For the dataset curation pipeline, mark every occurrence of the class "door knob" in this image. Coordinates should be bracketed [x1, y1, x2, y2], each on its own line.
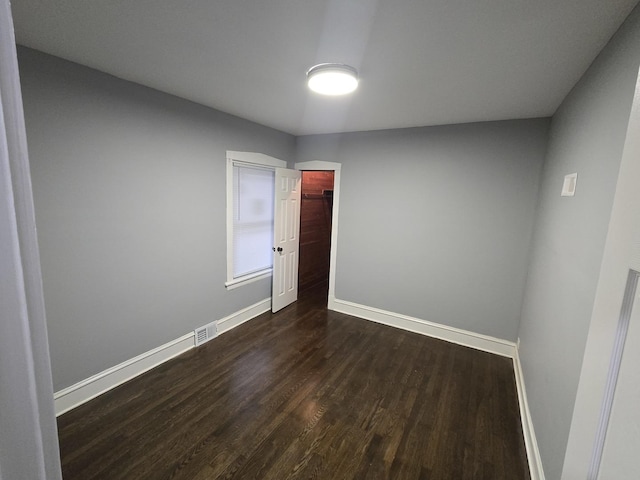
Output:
[273, 246, 283, 253]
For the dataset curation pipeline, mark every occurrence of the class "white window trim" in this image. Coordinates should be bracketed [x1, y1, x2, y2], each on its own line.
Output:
[225, 151, 286, 289]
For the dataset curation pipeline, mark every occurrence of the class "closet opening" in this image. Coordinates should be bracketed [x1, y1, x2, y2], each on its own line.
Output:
[298, 170, 335, 297]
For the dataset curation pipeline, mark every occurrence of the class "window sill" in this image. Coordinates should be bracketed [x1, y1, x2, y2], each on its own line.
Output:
[225, 269, 272, 290]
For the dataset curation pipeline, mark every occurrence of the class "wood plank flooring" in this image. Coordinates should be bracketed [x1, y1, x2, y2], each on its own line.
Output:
[57, 287, 530, 479]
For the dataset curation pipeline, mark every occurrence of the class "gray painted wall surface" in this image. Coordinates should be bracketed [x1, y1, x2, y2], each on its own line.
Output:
[18, 47, 296, 391]
[561, 65, 640, 480]
[297, 119, 549, 341]
[517, 5, 640, 479]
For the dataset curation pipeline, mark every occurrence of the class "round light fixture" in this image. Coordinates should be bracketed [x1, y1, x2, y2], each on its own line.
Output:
[307, 63, 359, 96]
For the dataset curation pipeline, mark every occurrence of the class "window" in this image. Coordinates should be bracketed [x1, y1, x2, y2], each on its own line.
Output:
[225, 151, 286, 289]
[232, 164, 274, 277]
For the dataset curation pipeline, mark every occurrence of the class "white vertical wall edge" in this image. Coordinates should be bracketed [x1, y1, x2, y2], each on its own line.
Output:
[54, 297, 271, 416]
[331, 298, 517, 357]
[514, 347, 546, 480]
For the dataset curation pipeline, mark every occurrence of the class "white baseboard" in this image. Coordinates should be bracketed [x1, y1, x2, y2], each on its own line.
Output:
[54, 295, 543, 479]
[54, 297, 271, 416]
[217, 298, 271, 334]
[54, 333, 195, 416]
[513, 348, 546, 480]
[330, 297, 517, 358]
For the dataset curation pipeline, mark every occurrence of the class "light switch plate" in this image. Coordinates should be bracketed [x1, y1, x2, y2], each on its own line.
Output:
[561, 173, 578, 196]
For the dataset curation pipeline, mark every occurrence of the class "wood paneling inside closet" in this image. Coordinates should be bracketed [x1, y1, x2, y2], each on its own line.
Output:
[299, 171, 334, 292]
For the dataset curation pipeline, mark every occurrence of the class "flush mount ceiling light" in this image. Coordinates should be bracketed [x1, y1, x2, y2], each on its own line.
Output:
[307, 63, 359, 96]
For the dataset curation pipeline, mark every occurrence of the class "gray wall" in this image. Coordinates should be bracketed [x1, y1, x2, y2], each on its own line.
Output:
[18, 47, 296, 391]
[297, 119, 549, 341]
[517, 4, 640, 478]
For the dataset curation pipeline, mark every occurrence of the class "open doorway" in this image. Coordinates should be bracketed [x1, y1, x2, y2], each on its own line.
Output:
[294, 160, 341, 308]
[298, 171, 334, 296]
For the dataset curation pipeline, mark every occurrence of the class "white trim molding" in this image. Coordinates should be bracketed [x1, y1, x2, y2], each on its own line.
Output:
[331, 298, 517, 357]
[54, 297, 271, 416]
[217, 298, 271, 335]
[224, 269, 272, 290]
[54, 333, 195, 416]
[514, 346, 546, 480]
[226, 151, 287, 168]
[225, 151, 286, 289]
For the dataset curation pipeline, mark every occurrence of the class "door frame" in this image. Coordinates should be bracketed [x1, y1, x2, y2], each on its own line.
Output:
[294, 161, 341, 310]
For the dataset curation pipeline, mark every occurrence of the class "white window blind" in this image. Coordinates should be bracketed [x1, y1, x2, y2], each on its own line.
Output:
[232, 163, 275, 278]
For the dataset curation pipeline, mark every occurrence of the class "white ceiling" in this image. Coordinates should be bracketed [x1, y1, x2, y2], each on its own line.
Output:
[11, 0, 639, 136]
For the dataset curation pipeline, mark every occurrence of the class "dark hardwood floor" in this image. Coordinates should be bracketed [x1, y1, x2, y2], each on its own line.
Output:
[57, 286, 530, 479]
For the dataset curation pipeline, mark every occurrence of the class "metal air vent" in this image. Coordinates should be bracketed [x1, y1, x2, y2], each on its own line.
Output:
[194, 322, 218, 346]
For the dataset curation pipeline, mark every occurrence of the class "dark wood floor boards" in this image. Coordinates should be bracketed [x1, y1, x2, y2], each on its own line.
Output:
[173, 311, 366, 479]
[57, 287, 530, 479]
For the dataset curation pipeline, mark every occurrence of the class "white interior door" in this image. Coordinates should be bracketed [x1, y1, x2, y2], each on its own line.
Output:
[272, 168, 301, 312]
